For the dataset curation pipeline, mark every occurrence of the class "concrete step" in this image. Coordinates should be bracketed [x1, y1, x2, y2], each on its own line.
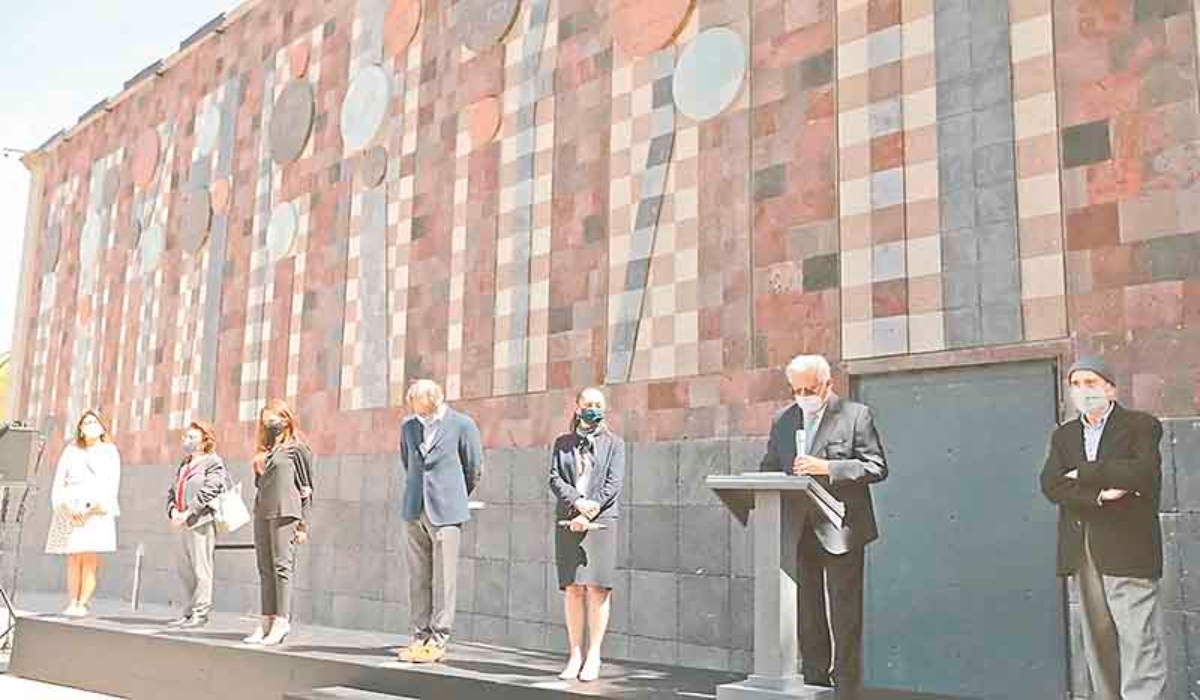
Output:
[284, 687, 416, 700]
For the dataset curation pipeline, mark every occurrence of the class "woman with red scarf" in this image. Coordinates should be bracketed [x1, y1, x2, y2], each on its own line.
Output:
[165, 420, 228, 628]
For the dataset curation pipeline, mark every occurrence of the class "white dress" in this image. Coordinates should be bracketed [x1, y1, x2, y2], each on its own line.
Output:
[44, 443, 122, 554]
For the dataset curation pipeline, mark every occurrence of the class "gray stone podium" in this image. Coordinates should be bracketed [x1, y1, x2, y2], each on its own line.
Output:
[707, 473, 833, 700]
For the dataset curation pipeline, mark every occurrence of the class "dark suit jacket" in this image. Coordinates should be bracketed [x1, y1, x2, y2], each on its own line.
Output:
[399, 408, 483, 526]
[164, 452, 227, 529]
[1040, 403, 1163, 579]
[549, 431, 625, 523]
[761, 395, 888, 553]
[254, 441, 314, 521]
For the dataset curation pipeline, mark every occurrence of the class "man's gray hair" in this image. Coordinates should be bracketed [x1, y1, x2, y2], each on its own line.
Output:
[785, 354, 832, 382]
[405, 379, 445, 407]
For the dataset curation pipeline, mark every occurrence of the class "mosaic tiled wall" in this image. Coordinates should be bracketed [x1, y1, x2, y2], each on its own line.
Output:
[13, 0, 1200, 466]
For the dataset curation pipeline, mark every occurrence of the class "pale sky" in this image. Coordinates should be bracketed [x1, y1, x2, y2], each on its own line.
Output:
[0, 0, 238, 354]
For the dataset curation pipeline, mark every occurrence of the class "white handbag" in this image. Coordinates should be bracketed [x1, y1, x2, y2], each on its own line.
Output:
[213, 481, 251, 534]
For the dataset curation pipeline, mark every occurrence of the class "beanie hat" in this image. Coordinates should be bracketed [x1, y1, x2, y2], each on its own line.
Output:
[1067, 355, 1116, 386]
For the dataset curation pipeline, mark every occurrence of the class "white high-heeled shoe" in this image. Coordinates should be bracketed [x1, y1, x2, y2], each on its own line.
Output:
[558, 654, 583, 680]
[579, 656, 602, 682]
[242, 624, 269, 644]
[260, 618, 291, 646]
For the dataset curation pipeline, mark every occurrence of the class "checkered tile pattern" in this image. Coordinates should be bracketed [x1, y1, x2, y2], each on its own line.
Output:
[605, 12, 704, 384]
[1009, 0, 1067, 340]
[491, 0, 558, 396]
[446, 71, 471, 402]
[238, 29, 323, 422]
[899, 2, 943, 353]
[25, 178, 78, 426]
[284, 193, 314, 404]
[381, 35, 425, 408]
[67, 148, 124, 436]
[837, 0, 909, 360]
[125, 121, 177, 433]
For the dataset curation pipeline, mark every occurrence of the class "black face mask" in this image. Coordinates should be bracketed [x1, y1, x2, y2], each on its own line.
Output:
[264, 423, 285, 445]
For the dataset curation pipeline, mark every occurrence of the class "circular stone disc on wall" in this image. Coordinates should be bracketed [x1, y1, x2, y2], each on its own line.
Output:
[384, 0, 423, 56]
[467, 96, 502, 148]
[178, 187, 213, 255]
[270, 80, 316, 165]
[266, 202, 299, 263]
[611, 0, 694, 58]
[42, 223, 62, 274]
[457, 0, 521, 54]
[360, 146, 389, 187]
[211, 178, 231, 215]
[139, 224, 165, 276]
[79, 216, 103, 272]
[341, 65, 392, 154]
[673, 27, 747, 122]
[289, 42, 312, 79]
[195, 103, 222, 157]
[131, 129, 162, 189]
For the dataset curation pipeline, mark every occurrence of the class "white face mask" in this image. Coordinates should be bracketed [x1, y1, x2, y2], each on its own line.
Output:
[81, 423, 104, 441]
[1071, 387, 1110, 416]
[796, 395, 825, 415]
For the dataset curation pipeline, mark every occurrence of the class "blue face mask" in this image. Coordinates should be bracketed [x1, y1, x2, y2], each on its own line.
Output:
[578, 407, 605, 426]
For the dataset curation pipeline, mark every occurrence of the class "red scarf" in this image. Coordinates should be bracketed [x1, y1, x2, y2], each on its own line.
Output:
[175, 459, 204, 512]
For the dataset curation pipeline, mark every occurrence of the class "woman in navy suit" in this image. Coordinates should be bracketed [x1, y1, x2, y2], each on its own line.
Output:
[549, 387, 625, 682]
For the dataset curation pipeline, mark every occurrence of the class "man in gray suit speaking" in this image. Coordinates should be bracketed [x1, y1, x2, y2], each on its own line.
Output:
[397, 379, 484, 663]
[760, 355, 888, 700]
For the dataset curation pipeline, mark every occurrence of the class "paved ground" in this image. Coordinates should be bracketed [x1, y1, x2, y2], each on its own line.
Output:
[0, 653, 123, 699]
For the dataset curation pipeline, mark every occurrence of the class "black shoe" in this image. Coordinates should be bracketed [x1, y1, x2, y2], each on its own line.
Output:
[179, 615, 209, 629]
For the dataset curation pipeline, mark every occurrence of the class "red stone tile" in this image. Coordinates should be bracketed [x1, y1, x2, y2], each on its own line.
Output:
[1066, 202, 1120, 250]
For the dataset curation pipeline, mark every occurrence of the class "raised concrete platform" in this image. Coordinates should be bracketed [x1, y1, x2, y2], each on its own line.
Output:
[8, 596, 958, 700]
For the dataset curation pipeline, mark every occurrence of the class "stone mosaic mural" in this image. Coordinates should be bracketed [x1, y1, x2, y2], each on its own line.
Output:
[10, 0, 1200, 467]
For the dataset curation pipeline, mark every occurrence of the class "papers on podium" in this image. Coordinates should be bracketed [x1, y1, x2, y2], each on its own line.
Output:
[796, 429, 846, 529]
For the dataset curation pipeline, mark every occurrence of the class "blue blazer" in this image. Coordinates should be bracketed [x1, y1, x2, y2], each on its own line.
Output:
[549, 430, 625, 522]
[399, 408, 483, 526]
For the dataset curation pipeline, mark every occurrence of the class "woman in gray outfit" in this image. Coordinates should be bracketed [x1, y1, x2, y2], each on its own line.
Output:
[244, 399, 314, 647]
[166, 420, 227, 628]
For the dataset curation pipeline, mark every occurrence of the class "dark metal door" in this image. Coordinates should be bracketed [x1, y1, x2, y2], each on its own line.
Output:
[853, 361, 1066, 699]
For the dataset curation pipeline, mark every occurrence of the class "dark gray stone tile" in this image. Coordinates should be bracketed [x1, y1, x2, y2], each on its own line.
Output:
[384, 550, 408, 605]
[1162, 609, 1188, 700]
[974, 103, 1015, 147]
[511, 449, 549, 503]
[510, 502, 551, 562]
[941, 184, 978, 231]
[629, 570, 678, 640]
[979, 220, 1019, 262]
[976, 180, 1017, 225]
[679, 439, 731, 506]
[1161, 421, 1178, 513]
[474, 559, 510, 618]
[730, 516, 755, 578]
[338, 455, 365, 502]
[1161, 514, 1185, 612]
[630, 442, 680, 505]
[803, 254, 840, 292]
[678, 575, 730, 648]
[678, 643, 731, 672]
[1171, 419, 1200, 512]
[945, 306, 983, 348]
[972, 67, 1013, 113]
[754, 163, 787, 201]
[981, 303, 1023, 345]
[680, 506, 730, 577]
[360, 502, 389, 553]
[941, 230, 980, 269]
[1062, 120, 1112, 169]
[939, 152, 974, 192]
[473, 614, 508, 645]
[943, 268, 981, 309]
[970, 25, 1011, 73]
[730, 577, 754, 651]
[980, 260, 1021, 304]
[937, 77, 974, 118]
[1185, 612, 1200, 697]
[974, 141, 1016, 187]
[508, 560, 546, 622]
[629, 505, 680, 572]
[934, 0, 971, 44]
[473, 504, 512, 560]
[935, 37, 972, 82]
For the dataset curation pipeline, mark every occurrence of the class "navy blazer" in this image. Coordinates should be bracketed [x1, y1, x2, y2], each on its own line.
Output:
[549, 430, 625, 523]
[399, 408, 483, 526]
[761, 395, 888, 553]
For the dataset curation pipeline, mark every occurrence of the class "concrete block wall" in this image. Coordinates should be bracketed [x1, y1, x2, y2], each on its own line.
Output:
[7, 425, 1200, 691]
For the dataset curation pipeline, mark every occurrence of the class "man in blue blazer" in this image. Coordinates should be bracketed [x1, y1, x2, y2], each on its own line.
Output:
[397, 379, 483, 663]
[761, 355, 888, 700]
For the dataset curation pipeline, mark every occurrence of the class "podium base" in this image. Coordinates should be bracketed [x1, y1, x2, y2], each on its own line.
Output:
[716, 676, 835, 700]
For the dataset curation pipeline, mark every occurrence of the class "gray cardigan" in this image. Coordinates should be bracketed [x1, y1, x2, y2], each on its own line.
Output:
[165, 452, 227, 529]
[399, 407, 483, 526]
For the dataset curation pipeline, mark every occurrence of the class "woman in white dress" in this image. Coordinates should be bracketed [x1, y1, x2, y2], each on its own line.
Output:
[44, 410, 122, 618]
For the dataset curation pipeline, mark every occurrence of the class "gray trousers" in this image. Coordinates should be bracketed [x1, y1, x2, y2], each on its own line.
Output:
[1077, 534, 1167, 700]
[404, 512, 460, 643]
[178, 522, 215, 618]
[254, 517, 298, 618]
